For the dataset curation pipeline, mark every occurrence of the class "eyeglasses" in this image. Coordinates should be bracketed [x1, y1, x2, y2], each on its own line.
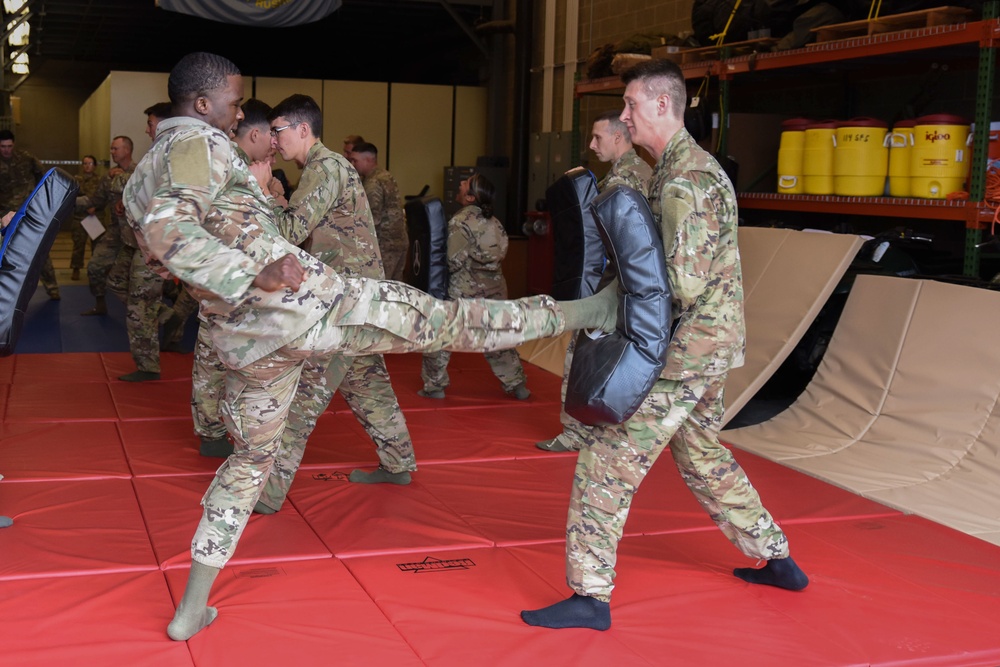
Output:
[270, 123, 299, 137]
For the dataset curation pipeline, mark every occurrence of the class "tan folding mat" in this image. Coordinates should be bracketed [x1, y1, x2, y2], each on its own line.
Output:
[518, 227, 862, 423]
[725, 274, 1000, 546]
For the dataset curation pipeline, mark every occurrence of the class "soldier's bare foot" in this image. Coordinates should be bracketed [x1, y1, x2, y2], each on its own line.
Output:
[167, 605, 218, 641]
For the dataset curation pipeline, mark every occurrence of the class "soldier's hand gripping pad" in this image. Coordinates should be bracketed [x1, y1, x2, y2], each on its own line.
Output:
[405, 195, 449, 299]
[546, 167, 605, 300]
[0, 168, 79, 356]
[565, 185, 671, 425]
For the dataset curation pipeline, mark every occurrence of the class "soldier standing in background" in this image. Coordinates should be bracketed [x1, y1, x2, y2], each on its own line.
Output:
[349, 142, 409, 282]
[78, 135, 135, 316]
[0, 129, 58, 299]
[536, 109, 652, 453]
[71, 155, 102, 281]
[342, 133, 364, 160]
[418, 172, 530, 401]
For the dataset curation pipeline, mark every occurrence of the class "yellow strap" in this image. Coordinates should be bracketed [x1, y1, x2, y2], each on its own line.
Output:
[867, 0, 883, 21]
[709, 0, 743, 45]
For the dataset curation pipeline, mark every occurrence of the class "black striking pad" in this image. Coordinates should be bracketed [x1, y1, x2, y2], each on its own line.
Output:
[405, 195, 449, 299]
[546, 167, 605, 300]
[0, 168, 78, 356]
[565, 184, 672, 425]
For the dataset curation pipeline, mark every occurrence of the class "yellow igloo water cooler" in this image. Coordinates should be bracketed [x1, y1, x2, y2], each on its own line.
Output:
[887, 119, 916, 197]
[911, 114, 971, 199]
[777, 118, 812, 194]
[802, 120, 838, 195]
[833, 117, 889, 196]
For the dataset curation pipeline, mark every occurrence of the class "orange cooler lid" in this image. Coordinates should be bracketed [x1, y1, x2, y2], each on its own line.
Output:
[805, 120, 838, 130]
[781, 118, 813, 131]
[836, 117, 888, 128]
[915, 114, 969, 126]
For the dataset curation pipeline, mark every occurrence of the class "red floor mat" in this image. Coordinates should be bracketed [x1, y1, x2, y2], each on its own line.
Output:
[415, 457, 575, 546]
[343, 546, 648, 666]
[0, 478, 158, 579]
[101, 351, 196, 382]
[289, 471, 493, 557]
[5, 380, 118, 422]
[132, 475, 333, 569]
[0, 421, 130, 480]
[112, 381, 199, 421]
[120, 419, 231, 477]
[0, 570, 194, 667]
[0, 354, 14, 384]
[12, 351, 109, 382]
[165, 559, 422, 666]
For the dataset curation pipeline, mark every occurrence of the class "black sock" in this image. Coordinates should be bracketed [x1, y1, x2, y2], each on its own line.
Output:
[733, 556, 809, 591]
[520, 593, 611, 630]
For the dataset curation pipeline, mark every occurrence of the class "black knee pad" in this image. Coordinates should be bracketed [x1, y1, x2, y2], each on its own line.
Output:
[564, 184, 672, 425]
[546, 167, 605, 300]
[0, 168, 78, 356]
[404, 195, 449, 299]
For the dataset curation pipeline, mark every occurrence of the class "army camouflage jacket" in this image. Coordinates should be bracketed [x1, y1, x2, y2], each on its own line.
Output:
[446, 204, 508, 300]
[0, 148, 43, 213]
[83, 161, 137, 245]
[123, 116, 376, 369]
[270, 141, 384, 280]
[598, 147, 652, 196]
[73, 170, 103, 223]
[362, 166, 408, 253]
[648, 127, 745, 380]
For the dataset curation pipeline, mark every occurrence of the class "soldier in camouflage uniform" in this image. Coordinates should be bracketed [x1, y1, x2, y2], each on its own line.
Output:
[537, 110, 652, 453]
[522, 59, 808, 632]
[257, 93, 417, 494]
[71, 155, 102, 281]
[349, 142, 409, 282]
[123, 53, 617, 642]
[78, 136, 136, 316]
[0, 130, 58, 299]
[418, 173, 530, 401]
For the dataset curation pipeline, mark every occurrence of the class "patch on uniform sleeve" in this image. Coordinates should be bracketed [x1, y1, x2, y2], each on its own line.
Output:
[168, 136, 212, 188]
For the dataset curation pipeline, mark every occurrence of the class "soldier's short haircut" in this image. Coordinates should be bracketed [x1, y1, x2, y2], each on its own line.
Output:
[269, 94, 322, 139]
[113, 135, 134, 152]
[344, 134, 365, 146]
[168, 52, 241, 106]
[352, 141, 378, 157]
[144, 102, 173, 120]
[595, 110, 631, 140]
[82, 154, 97, 165]
[236, 98, 273, 137]
[0, 129, 14, 142]
[621, 59, 686, 118]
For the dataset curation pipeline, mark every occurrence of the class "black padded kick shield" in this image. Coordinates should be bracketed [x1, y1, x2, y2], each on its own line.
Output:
[565, 184, 672, 425]
[0, 168, 78, 356]
[546, 167, 605, 300]
[405, 195, 449, 299]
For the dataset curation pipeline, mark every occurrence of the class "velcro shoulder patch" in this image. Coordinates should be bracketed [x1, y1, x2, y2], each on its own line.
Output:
[168, 136, 212, 188]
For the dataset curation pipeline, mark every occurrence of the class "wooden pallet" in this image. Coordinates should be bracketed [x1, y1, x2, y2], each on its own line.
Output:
[810, 6, 973, 44]
[651, 37, 777, 65]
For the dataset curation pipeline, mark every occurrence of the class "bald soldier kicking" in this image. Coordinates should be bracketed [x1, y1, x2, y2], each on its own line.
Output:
[123, 51, 619, 641]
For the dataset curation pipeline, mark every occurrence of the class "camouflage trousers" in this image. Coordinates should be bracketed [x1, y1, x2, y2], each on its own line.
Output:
[70, 218, 95, 270]
[119, 247, 165, 373]
[190, 289, 565, 567]
[191, 319, 228, 440]
[566, 373, 789, 602]
[257, 352, 416, 512]
[549, 334, 588, 451]
[420, 348, 526, 394]
[38, 255, 59, 298]
[86, 222, 122, 298]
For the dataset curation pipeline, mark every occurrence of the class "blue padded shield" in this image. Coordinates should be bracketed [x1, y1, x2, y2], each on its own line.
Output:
[546, 167, 605, 300]
[0, 168, 79, 356]
[565, 184, 672, 425]
[405, 195, 449, 299]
